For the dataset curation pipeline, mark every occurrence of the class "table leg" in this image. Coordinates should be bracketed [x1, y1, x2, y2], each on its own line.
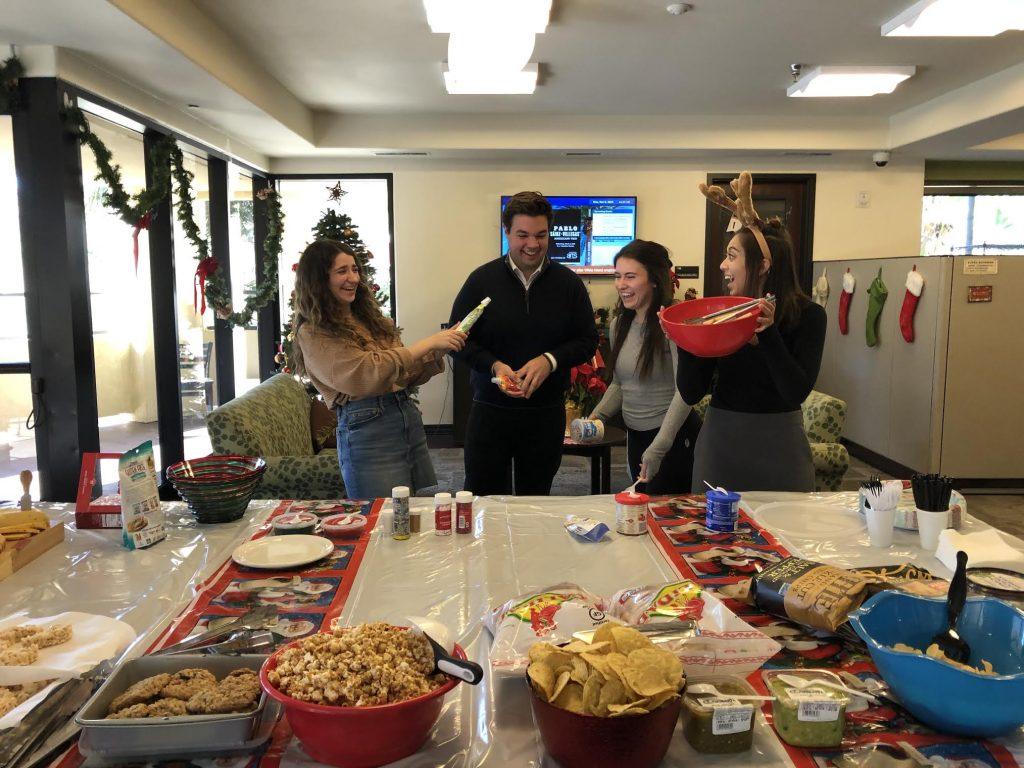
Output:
[590, 455, 600, 495]
[600, 447, 611, 494]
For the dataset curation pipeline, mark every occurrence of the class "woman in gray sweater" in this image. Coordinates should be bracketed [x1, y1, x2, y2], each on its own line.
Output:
[589, 240, 701, 494]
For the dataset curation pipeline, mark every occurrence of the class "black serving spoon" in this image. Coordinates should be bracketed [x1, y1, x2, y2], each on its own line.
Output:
[930, 550, 970, 664]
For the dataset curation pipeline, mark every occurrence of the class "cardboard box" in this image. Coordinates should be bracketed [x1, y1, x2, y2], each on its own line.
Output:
[0, 522, 65, 581]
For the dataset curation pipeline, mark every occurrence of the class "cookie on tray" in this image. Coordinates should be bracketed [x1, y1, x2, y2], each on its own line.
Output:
[31, 624, 73, 649]
[106, 702, 151, 719]
[160, 668, 217, 700]
[107, 673, 172, 714]
[220, 668, 260, 695]
[144, 698, 188, 717]
[185, 685, 257, 715]
[0, 643, 39, 666]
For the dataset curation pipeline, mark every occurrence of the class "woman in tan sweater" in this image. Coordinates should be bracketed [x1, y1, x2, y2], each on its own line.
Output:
[293, 240, 465, 498]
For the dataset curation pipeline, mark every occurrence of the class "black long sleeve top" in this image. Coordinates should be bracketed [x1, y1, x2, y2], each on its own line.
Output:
[676, 300, 826, 413]
[449, 257, 599, 409]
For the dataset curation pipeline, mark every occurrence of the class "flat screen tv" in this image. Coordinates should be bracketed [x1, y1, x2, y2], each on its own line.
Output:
[500, 196, 637, 275]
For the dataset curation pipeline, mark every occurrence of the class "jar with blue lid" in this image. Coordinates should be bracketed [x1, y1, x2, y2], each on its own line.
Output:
[706, 489, 741, 532]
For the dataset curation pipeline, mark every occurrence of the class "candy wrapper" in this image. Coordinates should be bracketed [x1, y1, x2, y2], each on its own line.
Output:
[491, 375, 523, 396]
[486, 584, 608, 672]
[607, 581, 780, 680]
[564, 515, 610, 542]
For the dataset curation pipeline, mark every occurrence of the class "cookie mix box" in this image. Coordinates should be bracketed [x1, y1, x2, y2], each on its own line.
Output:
[119, 442, 165, 550]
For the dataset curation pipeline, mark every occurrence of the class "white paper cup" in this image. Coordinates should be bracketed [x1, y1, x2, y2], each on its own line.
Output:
[916, 507, 949, 552]
[865, 506, 895, 548]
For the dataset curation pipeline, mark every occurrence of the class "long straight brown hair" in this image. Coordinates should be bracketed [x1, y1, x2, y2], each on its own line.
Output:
[731, 218, 809, 330]
[292, 240, 397, 377]
[605, 239, 675, 381]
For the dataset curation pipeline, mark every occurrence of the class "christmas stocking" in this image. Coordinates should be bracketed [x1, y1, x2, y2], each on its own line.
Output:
[812, 267, 829, 307]
[900, 267, 924, 343]
[838, 269, 855, 335]
[865, 267, 888, 347]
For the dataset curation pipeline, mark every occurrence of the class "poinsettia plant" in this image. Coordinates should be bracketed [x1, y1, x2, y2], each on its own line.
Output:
[566, 350, 608, 416]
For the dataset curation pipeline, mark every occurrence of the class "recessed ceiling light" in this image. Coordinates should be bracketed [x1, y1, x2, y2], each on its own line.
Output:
[787, 66, 916, 97]
[883, 0, 1024, 36]
[443, 63, 538, 94]
[424, 0, 551, 33]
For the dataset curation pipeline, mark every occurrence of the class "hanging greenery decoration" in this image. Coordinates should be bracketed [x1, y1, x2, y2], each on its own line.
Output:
[62, 105, 284, 328]
[0, 55, 25, 114]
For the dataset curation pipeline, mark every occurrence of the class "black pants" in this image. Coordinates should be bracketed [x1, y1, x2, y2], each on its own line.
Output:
[626, 410, 701, 496]
[464, 402, 565, 495]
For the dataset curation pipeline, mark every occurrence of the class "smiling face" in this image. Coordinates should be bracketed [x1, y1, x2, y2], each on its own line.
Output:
[720, 234, 750, 296]
[504, 214, 549, 275]
[328, 250, 360, 305]
[614, 256, 654, 314]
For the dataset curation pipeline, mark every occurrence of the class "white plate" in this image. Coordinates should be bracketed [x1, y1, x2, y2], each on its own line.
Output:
[231, 535, 334, 570]
[753, 502, 865, 539]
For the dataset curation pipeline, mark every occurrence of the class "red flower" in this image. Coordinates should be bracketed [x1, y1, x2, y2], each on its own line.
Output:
[291, 263, 299, 272]
[570, 367, 578, 385]
[593, 349, 605, 370]
[586, 377, 607, 395]
[577, 363, 595, 376]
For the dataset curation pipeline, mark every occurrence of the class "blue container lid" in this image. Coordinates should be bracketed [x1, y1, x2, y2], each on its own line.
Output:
[706, 489, 741, 503]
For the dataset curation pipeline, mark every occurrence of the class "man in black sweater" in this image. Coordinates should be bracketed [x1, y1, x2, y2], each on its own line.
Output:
[450, 192, 598, 495]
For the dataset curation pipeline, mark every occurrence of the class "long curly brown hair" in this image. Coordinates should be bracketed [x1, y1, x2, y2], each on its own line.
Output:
[292, 240, 397, 377]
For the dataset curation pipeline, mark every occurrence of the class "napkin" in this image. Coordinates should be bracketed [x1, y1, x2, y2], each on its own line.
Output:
[935, 529, 1024, 572]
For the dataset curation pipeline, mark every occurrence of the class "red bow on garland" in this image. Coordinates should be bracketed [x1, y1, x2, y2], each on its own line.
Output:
[670, 266, 680, 293]
[194, 256, 219, 315]
[131, 212, 152, 273]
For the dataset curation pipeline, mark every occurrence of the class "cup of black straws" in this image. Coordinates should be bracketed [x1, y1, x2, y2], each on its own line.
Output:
[911, 474, 954, 551]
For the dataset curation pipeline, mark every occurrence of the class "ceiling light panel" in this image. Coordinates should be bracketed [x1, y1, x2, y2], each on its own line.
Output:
[883, 0, 1024, 36]
[787, 66, 917, 97]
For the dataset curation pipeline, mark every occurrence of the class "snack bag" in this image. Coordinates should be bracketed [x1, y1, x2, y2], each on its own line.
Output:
[119, 441, 165, 550]
[491, 375, 523, 396]
[564, 515, 609, 542]
[486, 584, 607, 672]
[609, 580, 705, 624]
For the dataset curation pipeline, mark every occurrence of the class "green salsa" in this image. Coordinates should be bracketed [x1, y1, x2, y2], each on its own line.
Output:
[768, 677, 847, 748]
[681, 679, 755, 754]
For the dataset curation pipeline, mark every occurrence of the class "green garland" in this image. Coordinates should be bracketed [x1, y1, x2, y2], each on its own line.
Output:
[0, 55, 25, 114]
[63, 105, 283, 328]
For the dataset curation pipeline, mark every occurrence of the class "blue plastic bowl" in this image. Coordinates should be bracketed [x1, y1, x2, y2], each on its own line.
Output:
[848, 590, 1024, 737]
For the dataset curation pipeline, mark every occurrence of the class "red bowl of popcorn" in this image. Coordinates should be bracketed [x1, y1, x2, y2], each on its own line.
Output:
[659, 296, 761, 358]
[259, 625, 465, 768]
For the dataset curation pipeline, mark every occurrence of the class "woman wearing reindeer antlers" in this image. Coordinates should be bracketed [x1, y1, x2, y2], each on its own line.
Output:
[675, 172, 826, 493]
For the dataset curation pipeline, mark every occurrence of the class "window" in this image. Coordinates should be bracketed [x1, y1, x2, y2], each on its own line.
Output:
[277, 177, 395, 325]
[922, 190, 1024, 255]
[229, 167, 260, 394]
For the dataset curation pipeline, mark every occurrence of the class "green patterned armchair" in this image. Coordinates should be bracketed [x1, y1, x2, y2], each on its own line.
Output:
[206, 374, 344, 499]
[693, 390, 850, 492]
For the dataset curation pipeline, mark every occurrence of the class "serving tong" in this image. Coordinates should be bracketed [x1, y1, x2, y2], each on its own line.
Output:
[151, 605, 277, 656]
[682, 294, 775, 326]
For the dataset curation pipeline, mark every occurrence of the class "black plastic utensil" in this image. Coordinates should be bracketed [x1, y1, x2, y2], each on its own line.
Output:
[422, 631, 484, 685]
[930, 550, 971, 664]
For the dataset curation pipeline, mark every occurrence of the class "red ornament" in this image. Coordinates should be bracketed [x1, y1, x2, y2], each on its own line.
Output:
[291, 262, 299, 272]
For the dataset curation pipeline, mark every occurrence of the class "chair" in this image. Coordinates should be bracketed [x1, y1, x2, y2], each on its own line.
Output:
[692, 390, 851, 492]
[206, 373, 344, 499]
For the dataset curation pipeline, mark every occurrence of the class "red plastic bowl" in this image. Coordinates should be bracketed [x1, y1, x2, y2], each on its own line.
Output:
[527, 679, 682, 768]
[260, 633, 464, 768]
[660, 296, 760, 358]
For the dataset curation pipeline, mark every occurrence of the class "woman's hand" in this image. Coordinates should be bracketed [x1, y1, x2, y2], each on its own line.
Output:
[428, 328, 467, 354]
[754, 298, 775, 333]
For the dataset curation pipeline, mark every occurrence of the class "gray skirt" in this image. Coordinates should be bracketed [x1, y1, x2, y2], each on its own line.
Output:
[691, 406, 814, 493]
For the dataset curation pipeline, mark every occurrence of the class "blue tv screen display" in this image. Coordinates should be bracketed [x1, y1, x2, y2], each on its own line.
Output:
[500, 196, 637, 275]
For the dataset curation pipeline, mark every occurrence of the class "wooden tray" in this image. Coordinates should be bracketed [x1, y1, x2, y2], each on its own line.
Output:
[0, 522, 65, 581]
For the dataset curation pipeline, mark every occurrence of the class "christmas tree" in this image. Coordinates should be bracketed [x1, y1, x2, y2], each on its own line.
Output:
[277, 198, 389, 374]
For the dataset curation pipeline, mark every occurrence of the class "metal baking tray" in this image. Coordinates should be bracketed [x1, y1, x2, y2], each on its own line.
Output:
[75, 654, 269, 756]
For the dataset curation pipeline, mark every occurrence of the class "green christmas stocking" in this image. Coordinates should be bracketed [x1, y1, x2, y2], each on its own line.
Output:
[865, 267, 888, 347]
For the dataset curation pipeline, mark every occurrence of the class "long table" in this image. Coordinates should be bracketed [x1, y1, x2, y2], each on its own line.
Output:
[9, 493, 1024, 768]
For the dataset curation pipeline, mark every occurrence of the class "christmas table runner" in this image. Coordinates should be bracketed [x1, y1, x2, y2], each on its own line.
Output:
[647, 496, 1019, 768]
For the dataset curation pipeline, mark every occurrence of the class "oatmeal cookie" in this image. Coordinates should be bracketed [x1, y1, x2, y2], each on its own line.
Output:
[106, 702, 151, 719]
[144, 698, 188, 717]
[107, 673, 172, 714]
[219, 668, 260, 698]
[160, 668, 217, 700]
[0, 643, 39, 666]
[31, 624, 73, 649]
[185, 685, 257, 715]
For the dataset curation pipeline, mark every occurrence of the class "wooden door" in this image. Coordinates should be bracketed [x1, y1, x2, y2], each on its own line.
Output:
[703, 174, 816, 297]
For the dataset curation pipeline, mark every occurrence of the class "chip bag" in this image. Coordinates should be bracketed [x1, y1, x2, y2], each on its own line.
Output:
[486, 584, 607, 672]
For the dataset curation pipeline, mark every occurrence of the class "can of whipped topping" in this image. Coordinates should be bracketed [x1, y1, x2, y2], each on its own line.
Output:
[614, 491, 650, 536]
[705, 489, 741, 532]
[570, 418, 605, 444]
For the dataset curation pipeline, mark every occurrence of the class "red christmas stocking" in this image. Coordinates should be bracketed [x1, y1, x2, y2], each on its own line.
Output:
[900, 267, 924, 343]
[838, 269, 856, 335]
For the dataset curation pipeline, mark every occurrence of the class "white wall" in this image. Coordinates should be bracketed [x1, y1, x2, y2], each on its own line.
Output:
[273, 156, 925, 425]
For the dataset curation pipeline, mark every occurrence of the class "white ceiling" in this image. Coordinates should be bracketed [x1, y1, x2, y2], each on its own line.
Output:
[2, 0, 1024, 161]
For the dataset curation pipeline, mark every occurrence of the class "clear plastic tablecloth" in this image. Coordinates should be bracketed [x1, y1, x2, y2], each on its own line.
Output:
[6, 493, 1023, 767]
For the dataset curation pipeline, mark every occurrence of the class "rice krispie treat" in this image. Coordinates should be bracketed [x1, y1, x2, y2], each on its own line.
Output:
[31, 624, 73, 649]
[0, 643, 39, 667]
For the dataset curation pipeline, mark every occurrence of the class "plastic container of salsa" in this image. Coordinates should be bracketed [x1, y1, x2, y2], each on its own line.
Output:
[762, 669, 848, 748]
[681, 675, 757, 753]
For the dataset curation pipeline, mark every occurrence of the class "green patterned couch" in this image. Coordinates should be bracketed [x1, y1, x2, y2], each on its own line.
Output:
[693, 390, 850, 492]
[207, 374, 344, 499]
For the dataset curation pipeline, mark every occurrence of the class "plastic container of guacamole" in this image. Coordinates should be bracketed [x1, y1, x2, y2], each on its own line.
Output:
[762, 669, 848, 748]
[681, 675, 758, 753]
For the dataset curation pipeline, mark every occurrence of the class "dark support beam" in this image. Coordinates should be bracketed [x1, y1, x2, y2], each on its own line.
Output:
[143, 129, 184, 483]
[13, 78, 100, 502]
[252, 176, 280, 381]
[208, 157, 235, 403]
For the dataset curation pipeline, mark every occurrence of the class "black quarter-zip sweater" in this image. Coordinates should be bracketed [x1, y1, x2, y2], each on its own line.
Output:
[449, 257, 598, 409]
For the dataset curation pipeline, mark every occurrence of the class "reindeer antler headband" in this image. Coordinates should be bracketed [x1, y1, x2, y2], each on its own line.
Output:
[698, 171, 773, 267]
